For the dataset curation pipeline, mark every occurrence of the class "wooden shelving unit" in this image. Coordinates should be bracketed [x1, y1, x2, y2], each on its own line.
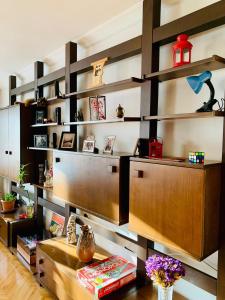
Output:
[145, 55, 225, 82]
[28, 147, 55, 151]
[143, 111, 225, 121]
[64, 77, 143, 99]
[64, 117, 141, 126]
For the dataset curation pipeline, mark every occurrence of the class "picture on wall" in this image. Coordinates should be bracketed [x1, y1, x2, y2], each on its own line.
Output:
[89, 96, 106, 121]
[34, 135, 48, 148]
[103, 135, 116, 154]
[59, 132, 76, 150]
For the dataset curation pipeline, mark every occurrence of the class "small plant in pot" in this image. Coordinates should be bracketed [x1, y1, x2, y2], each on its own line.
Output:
[1, 193, 16, 212]
[17, 164, 29, 188]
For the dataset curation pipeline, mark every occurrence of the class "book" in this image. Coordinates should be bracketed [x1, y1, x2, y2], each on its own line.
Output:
[49, 212, 65, 237]
[77, 255, 136, 298]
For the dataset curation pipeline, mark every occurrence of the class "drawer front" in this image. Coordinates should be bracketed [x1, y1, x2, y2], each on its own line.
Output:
[129, 162, 204, 258]
[0, 218, 8, 246]
[53, 153, 121, 223]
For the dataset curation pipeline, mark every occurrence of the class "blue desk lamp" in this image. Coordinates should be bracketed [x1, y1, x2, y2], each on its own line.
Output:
[187, 71, 218, 112]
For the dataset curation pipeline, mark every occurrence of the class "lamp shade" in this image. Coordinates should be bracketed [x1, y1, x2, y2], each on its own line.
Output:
[187, 71, 212, 94]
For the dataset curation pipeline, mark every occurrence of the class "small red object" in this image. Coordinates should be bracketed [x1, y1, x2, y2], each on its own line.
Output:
[19, 213, 28, 219]
[172, 34, 193, 67]
[149, 138, 163, 159]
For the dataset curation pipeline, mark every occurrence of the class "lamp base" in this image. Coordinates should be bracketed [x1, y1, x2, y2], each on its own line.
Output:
[196, 99, 218, 112]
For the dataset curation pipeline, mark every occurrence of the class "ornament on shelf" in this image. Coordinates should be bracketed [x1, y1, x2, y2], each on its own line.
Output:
[43, 160, 53, 188]
[189, 152, 205, 164]
[91, 57, 108, 87]
[67, 215, 77, 244]
[149, 137, 163, 159]
[76, 225, 95, 262]
[116, 104, 125, 118]
[172, 34, 193, 67]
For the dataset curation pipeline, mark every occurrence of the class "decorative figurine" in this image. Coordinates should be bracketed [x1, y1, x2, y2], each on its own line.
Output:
[43, 160, 53, 188]
[76, 225, 95, 262]
[67, 215, 77, 244]
[172, 34, 193, 67]
[91, 57, 108, 87]
[189, 152, 205, 164]
[149, 138, 163, 159]
[116, 104, 125, 118]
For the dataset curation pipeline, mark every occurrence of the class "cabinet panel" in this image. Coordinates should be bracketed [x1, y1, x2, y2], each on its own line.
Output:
[0, 218, 8, 246]
[53, 153, 127, 224]
[129, 161, 221, 260]
[8, 106, 20, 181]
[0, 109, 9, 177]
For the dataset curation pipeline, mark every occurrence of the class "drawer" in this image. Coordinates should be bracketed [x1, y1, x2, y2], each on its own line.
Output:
[0, 217, 8, 246]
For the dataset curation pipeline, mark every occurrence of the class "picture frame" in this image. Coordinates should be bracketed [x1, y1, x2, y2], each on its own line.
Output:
[82, 140, 95, 153]
[36, 110, 45, 124]
[103, 135, 116, 154]
[59, 132, 76, 150]
[34, 135, 48, 148]
[89, 96, 106, 121]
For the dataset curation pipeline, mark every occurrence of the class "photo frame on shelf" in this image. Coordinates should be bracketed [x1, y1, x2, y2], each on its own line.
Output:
[59, 132, 76, 150]
[91, 57, 108, 87]
[82, 140, 95, 153]
[89, 96, 106, 121]
[103, 135, 116, 154]
[34, 135, 48, 148]
[36, 110, 45, 124]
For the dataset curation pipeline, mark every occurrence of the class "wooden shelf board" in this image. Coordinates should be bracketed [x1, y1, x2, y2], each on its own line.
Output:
[33, 184, 53, 192]
[65, 77, 143, 99]
[64, 117, 141, 126]
[31, 122, 62, 128]
[143, 111, 225, 121]
[28, 147, 55, 151]
[145, 55, 225, 82]
[130, 157, 221, 169]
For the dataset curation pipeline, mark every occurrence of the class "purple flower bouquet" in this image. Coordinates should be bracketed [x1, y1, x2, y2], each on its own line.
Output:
[145, 255, 185, 288]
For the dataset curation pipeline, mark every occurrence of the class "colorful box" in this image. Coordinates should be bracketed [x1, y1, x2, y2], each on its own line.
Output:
[189, 152, 205, 164]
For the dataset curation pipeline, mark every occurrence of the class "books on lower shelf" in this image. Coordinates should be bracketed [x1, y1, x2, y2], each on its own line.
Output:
[17, 235, 38, 265]
[77, 255, 136, 298]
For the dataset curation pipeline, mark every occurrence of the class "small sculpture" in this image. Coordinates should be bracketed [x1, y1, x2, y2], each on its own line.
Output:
[91, 57, 108, 87]
[76, 225, 95, 262]
[67, 215, 77, 244]
[116, 104, 125, 118]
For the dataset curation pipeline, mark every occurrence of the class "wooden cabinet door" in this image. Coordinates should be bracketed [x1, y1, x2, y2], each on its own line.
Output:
[8, 106, 20, 181]
[129, 162, 205, 259]
[53, 152, 120, 224]
[0, 108, 9, 177]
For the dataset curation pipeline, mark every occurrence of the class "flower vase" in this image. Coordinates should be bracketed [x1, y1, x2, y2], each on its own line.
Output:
[158, 285, 173, 300]
[76, 225, 95, 263]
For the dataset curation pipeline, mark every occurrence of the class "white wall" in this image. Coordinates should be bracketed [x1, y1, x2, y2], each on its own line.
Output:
[0, 1, 224, 299]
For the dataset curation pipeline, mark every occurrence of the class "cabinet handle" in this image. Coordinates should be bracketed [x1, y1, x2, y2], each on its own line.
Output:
[55, 157, 60, 163]
[39, 258, 44, 264]
[107, 165, 117, 173]
[9, 151, 12, 155]
[134, 170, 144, 178]
[5, 151, 8, 154]
[39, 272, 44, 278]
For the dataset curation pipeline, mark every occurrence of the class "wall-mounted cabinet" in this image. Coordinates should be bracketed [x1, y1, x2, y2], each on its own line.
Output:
[129, 158, 221, 260]
[53, 151, 130, 225]
[0, 105, 34, 182]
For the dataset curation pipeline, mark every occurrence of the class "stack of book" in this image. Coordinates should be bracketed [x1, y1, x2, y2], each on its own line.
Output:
[77, 255, 136, 298]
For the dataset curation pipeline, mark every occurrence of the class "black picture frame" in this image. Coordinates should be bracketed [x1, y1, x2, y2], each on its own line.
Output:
[36, 110, 45, 124]
[89, 95, 106, 121]
[58, 132, 76, 151]
[34, 135, 48, 148]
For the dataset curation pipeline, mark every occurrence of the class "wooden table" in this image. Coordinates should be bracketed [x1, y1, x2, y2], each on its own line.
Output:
[36, 237, 186, 300]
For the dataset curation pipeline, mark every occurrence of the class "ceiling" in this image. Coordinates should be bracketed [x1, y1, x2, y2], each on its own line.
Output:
[0, 0, 140, 76]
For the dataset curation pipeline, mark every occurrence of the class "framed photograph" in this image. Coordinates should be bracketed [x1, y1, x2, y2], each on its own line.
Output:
[34, 135, 48, 148]
[89, 96, 106, 121]
[103, 135, 116, 154]
[82, 140, 95, 153]
[59, 132, 76, 150]
[36, 110, 45, 124]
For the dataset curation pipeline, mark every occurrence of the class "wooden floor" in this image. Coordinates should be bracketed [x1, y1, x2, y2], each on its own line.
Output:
[0, 242, 54, 300]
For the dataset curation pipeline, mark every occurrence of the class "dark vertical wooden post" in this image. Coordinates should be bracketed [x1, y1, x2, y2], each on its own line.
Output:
[34, 186, 44, 239]
[137, 0, 161, 279]
[34, 61, 44, 98]
[65, 42, 77, 146]
[217, 113, 225, 299]
[9, 75, 16, 105]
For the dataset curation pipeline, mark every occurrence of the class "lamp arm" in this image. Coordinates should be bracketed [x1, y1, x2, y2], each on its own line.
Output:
[205, 79, 215, 102]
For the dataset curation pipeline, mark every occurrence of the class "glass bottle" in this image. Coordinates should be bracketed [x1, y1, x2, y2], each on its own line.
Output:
[76, 225, 95, 262]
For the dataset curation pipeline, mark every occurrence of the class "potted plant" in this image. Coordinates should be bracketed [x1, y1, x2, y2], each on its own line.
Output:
[1, 193, 16, 212]
[17, 164, 29, 187]
[145, 254, 185, 300]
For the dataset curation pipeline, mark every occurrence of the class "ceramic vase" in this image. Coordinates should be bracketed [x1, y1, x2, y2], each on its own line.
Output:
[76, 225, 95, 262]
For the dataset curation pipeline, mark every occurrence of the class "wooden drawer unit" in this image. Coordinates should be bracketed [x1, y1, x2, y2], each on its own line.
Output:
[129, 159, 221, 260]
[53, 152, 129, 225]
[0, 217, 8, 246]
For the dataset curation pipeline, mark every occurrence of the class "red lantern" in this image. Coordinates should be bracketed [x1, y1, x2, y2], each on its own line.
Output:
[172, 34, 193, 67]
[149, 138, 163, 159]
